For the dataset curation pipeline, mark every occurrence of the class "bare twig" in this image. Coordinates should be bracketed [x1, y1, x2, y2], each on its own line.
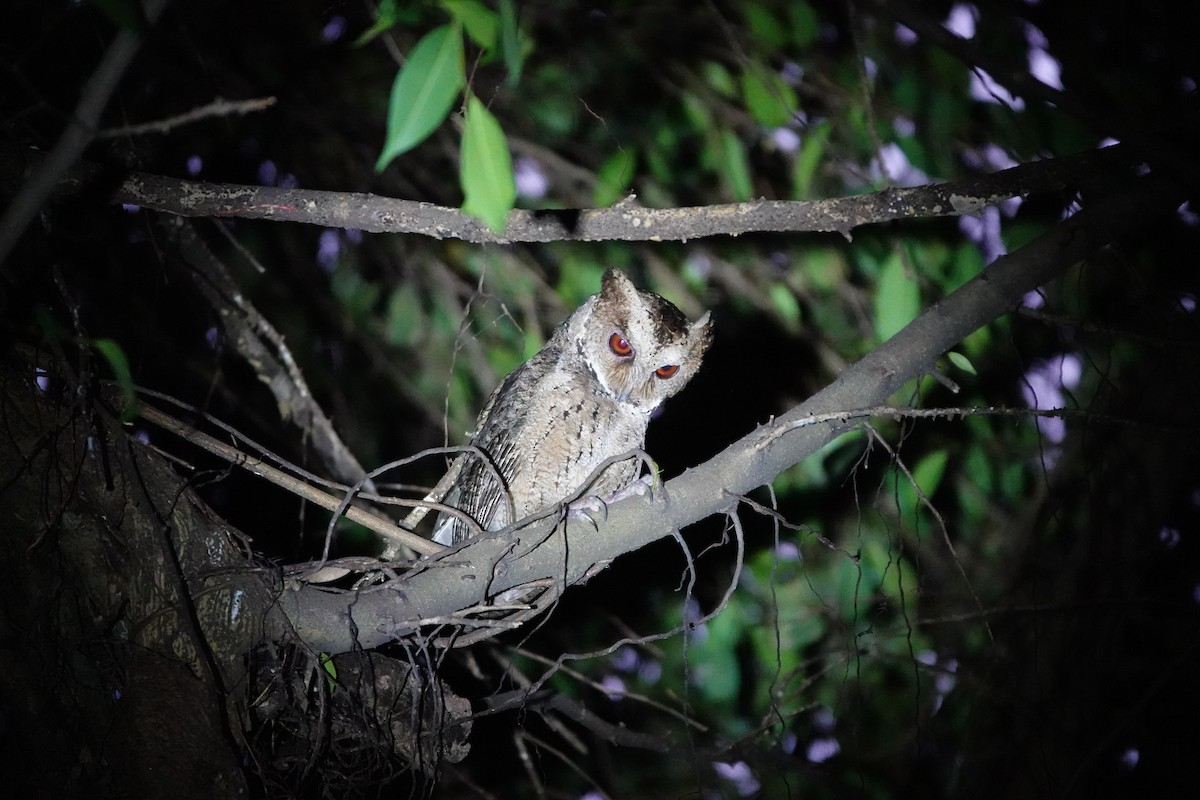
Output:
[496, 646, 707, 732]
[865, 427, 994, 643]
[136, 402, 442, 556]
[96, 96, 277, 138]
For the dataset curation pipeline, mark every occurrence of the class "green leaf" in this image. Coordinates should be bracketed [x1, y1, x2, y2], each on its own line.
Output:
[460, 94, 515, 232]
[701, 61, 737, 98]
[898, 449, 949, 523]
[319, 652, 338, 691]
[680, 91, 714, 137]
[521, 327, 544, 361]
[961, 324, 991, 360]
[947, 351, 977, 375]
[687, 597, 745, 705]
[963, 442, 994, 503]
[92, 338, 138, 421]
[376, 25, 465, 171]
[720, 128, 753, 201]
[594, 150, 635, 207]
[441, 0, 498, 51]
[355, 0, 410, 46]
[498, 0, 523, 86]
[768, 282, 802, 329]
[741, 65, 796, 127]
[523, 63, 576, 138]
[788, 1, 819, 48]
[746, 555, 827, 699]
[912, 449, 949, 500]
[803, 245, 846, 292]
[744, 4, 786, 49]
[948, 242, 986, 291]
[384, 283, 425, 347]
[792, 120, 830, 198]
[555, 258, 606, 306]
[330, 265, 381, 321]
[874, 251, 920, 341]
[860, 534, 920, 608]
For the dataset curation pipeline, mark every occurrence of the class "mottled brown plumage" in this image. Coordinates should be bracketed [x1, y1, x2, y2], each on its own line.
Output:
[432, 269, 713, 546]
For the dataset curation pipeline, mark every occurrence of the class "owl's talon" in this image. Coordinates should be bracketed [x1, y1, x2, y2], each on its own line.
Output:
[606, 473, 656, 505]
[567, 495, 608, 529]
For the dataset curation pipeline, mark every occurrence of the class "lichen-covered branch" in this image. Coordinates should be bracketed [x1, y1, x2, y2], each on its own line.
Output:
[6, 144, 1135, 243]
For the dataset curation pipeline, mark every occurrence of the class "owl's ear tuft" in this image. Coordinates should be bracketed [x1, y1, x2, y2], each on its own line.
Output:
[600, 268, 635, 299]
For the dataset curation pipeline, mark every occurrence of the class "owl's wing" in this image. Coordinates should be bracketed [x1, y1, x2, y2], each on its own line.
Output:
[428, 456, 469, 546]
[430, 438, 516, 546]
[429, 496, 460, 546]
[430, 370, 524, 546]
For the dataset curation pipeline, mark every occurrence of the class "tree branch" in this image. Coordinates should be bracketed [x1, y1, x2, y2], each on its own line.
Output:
[96, 95, 277, 139]
[8, 144, 1135, 243]
[276, 173, 1184, 654]
[167, 218, 376, 489]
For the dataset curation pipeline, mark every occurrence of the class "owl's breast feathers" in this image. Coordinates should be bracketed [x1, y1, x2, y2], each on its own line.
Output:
[437, 340, 648, 543]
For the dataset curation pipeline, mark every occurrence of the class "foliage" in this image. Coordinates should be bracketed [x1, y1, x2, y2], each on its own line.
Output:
[374, 1, 526, 230]
[375, 23, 465, 168]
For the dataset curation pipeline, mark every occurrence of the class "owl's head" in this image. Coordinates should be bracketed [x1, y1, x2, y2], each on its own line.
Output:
[569, 269, 713, 411]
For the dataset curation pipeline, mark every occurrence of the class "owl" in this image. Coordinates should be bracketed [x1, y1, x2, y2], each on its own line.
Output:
[431, 269, 713, 547]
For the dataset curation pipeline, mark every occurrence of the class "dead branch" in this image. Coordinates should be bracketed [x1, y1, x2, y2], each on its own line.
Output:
[4, 143, 1136, 244]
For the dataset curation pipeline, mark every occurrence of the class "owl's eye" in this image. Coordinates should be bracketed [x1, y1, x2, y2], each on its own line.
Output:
[655, 364, 680, 379]
[608, 332, 633, 357]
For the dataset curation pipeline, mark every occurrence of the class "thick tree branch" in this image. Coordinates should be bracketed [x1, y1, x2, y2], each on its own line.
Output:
[0, 357, 474, 775]
[7, 144, 1134, 243]
[277, 173, 1184, 654]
